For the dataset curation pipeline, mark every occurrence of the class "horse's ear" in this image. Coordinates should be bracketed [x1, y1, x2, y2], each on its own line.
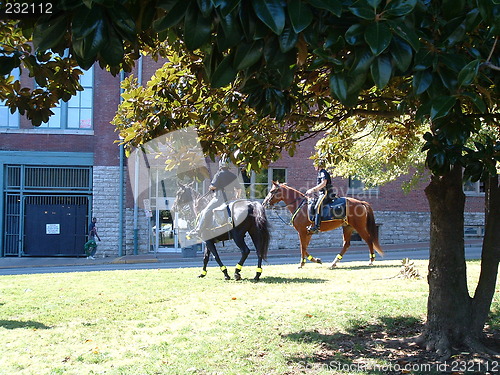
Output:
[272, 181, 279, 186]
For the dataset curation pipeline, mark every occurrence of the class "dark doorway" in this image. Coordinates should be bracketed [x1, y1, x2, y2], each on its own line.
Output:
[24, 197, 88, 256]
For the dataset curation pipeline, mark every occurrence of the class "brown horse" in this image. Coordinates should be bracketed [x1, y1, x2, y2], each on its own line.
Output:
[262, 182, 383, 268]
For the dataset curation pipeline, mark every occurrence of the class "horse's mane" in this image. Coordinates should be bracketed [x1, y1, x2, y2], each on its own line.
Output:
[277, 182, 306, 197]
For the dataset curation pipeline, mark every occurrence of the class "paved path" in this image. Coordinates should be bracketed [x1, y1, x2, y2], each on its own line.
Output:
[0, 240, 483, 276]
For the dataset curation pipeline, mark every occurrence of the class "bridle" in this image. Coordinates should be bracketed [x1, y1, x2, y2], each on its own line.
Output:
[265, 184, 308, 227]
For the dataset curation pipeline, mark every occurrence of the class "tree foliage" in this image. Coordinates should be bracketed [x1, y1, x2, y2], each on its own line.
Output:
[2, 0, 499, 176]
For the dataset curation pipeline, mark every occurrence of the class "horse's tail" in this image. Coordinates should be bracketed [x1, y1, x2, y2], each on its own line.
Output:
[364, 203, 384, 256]
[252, 202, 270, 260]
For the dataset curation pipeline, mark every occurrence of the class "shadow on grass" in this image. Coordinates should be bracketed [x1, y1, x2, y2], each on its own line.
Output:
[283, 316, 429, 374]
[332, 264, 402, 271]
[0, 320, 51, 330]
[256, 276, 328, 284]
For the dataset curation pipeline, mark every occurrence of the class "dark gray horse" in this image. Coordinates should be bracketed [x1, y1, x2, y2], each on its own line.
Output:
[173, 184, 270, 281]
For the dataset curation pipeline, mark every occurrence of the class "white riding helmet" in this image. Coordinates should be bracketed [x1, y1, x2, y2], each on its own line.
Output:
[219, 155, 230, 169]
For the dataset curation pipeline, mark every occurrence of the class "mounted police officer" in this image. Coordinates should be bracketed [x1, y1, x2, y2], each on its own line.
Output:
[305, 159, 336, 234]
[187, 155, 242, 239]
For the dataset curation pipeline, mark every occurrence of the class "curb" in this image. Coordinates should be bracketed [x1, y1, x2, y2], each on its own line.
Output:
[111, 256, 160, 264]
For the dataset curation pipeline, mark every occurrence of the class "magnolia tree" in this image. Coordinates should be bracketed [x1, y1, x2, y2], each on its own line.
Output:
[1, 0, 499, 358]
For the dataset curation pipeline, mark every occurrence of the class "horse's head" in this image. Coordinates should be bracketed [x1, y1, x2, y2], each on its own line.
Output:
[172, 182, 194, 212]
[262, 181, 285, 208]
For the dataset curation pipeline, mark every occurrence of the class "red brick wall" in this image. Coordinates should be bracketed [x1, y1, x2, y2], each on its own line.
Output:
[269, 135, 484, 213]
[93, 68, 122, 167]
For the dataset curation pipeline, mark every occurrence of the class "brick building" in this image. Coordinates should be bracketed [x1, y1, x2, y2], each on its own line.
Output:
[0, 58, 485, 258]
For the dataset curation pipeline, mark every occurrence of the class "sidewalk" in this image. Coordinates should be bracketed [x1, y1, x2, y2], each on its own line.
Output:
[0, 240, 483, 270]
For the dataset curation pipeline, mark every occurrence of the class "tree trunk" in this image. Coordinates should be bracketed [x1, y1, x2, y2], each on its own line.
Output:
[419, 167, 500, 358]
[418, 165, 472, 358]
[471, 174, 500, 338]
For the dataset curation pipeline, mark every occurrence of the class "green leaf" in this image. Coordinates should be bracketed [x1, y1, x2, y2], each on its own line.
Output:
[218, 0, 241, 17]
[388, 20, 420, 50]
[279, 26, 298, 52]
[345, 24, 365, 45]
[430, 96, 456, 120]
[443, 23, 466, 48]
[384, 0, 417, 17]
[0, 56, 20, 75]
[196, 0, 214, 17]
[184, 4, 212, 50]
[252, 0, 285, 35]
[217, 12, 242, 50]
[153, 0, 191, 32]
[390, 37, 412, 72]
[351, 47, 374, 74]
[349, 2, 376, 20]
[100, 24, 124, 66]
[329, 73, 348, 103]
[107, 4, 136, 41]
[71, 5, 104, 39]
[33, 15, 68, 52]
[288, 0, 313, 33]
[211, 55, 237, 87]
[413, 70, 432, 95]
[463, 91, 487, 112]
[233, 41, 263, 70]
[364, 22, 392, 55]
[308, 0, 342, 17]
[371, 54, 392, 89]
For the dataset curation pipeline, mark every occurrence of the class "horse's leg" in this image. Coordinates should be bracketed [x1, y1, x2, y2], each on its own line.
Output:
[254, 256, 263, 282]
[297, 229, 320, 268]
[203, 240, 230, 280]
[198, 242, 211, 278]
[330, 225, 353, 269]
[354, 225, 377, 266]
[248, 228, 264, 282]
[232, 231, 251, 281]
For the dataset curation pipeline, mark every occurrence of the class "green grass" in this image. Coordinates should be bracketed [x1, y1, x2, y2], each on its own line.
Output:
[0, 260, 497, 374]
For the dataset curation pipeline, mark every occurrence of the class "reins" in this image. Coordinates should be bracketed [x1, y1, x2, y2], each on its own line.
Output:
[270, 196, 307, 227]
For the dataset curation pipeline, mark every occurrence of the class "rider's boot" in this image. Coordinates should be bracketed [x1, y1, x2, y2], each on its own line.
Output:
[307, 214, 321, 234]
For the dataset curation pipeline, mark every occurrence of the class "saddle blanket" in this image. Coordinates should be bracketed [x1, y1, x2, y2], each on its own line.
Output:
[213, 199, 247, 227]
[309, 197, 347, 222]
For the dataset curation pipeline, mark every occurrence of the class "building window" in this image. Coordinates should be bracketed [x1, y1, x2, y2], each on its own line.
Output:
[40, 66, 94, 129]
[243, 168, 287, 199]
[0, 70, 20, 128]
[463, 180, 485, 196]
[347, 176, 379, 196]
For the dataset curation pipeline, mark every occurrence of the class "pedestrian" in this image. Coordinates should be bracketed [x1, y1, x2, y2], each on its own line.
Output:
[84, 217, 101, 259]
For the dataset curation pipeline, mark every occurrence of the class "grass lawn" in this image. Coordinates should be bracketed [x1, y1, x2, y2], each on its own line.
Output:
[0, 259, 498, 374]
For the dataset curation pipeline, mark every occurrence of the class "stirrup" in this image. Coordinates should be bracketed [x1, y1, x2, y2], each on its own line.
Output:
[307, 225, 319, 234]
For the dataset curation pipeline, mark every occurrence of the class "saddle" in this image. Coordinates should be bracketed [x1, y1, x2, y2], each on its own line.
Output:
[308, 197, 347, 222]
[212, 199, 247, 229]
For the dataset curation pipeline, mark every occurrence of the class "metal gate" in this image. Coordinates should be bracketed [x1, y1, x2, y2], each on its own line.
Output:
[24, 195, 89, 256]
[2, 165, 92, 257]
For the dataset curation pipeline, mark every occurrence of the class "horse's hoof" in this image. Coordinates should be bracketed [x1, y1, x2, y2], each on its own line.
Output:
[298, 263, 305, 269]
[198, 274, 206, 278]
[316, 258, 322, 264]
[253, 276, 260, 282]
[368, 262, 374, 266]
[224, 275, 231, 280]
[329, 263, 337, 269]
[234, 273, 242, 281]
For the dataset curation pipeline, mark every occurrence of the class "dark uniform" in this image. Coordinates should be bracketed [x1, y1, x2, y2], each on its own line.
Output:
[309, 168, 336, 233]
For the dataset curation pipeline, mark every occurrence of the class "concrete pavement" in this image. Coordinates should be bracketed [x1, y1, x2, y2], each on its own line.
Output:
[0, 240, 483, 271]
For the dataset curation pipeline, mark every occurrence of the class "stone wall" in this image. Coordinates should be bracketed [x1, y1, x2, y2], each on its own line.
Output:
[206, 209, 485, 254]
